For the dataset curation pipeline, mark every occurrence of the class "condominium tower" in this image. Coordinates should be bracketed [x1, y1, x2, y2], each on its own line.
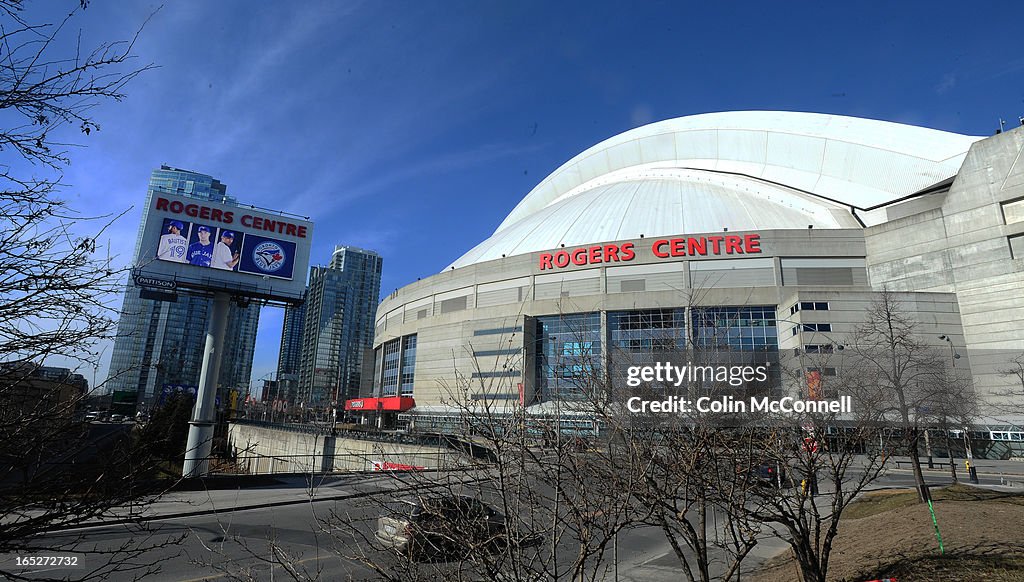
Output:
[283, 246, 382, 407]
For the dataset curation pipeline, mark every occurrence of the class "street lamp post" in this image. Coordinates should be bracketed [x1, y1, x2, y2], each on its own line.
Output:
[940, 334, 978, 484]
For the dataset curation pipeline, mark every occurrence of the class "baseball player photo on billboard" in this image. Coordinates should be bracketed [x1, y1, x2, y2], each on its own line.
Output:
[211, 228, 241, 271]
[156, 218, 190, 263]
[186, 224, 216, 267]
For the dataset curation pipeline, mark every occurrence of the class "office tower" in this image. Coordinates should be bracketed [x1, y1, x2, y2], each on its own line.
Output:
[105, 166, 261, 411]
[294, 246, 382, 407]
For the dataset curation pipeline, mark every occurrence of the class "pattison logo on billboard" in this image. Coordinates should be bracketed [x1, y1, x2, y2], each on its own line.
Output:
[538, 234, 762, 270]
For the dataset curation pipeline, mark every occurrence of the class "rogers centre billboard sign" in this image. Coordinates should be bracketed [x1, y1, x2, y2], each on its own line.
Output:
[133, 192, 313, 302]
[539, 234, 761, 271]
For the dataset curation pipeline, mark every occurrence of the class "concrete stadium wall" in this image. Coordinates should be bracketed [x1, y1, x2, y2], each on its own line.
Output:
[775, 289, 966, 396]
[369, 228, 874, 408]
[227, 422, 460, 474]
[865, 127, 1024, 419]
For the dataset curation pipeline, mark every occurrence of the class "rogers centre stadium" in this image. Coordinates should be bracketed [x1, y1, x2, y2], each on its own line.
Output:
[345, 111, 1024, 452]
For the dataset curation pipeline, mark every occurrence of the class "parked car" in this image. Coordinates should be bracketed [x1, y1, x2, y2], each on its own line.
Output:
[375, 495, 506, 559]
[750, 462, 787, 488]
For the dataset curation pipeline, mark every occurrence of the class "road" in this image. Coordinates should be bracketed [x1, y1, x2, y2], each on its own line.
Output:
[11, 474, 401, 581]
[7, 460, 1022, 581]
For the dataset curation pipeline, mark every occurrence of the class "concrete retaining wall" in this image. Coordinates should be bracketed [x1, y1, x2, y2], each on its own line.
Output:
[226, 422, 464, 474]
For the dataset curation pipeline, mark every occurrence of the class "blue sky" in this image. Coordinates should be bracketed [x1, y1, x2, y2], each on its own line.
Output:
[20, 1, 1024, 392]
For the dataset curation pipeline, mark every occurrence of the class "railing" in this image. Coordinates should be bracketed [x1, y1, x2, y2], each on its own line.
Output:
[230, 419, 461, 448]
[209, 450, 470, 476]
[892, 459, 953, 470]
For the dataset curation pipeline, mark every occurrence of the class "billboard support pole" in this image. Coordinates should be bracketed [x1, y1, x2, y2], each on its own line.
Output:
[183, 291, 231, 478]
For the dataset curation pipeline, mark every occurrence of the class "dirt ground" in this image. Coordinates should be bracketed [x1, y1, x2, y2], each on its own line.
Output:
[751, 486, 1024, 582]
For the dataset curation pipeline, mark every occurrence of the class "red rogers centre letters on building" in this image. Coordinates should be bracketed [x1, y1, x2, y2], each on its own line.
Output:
[538, 234, 761, 270]
[154, 196, 308, 238]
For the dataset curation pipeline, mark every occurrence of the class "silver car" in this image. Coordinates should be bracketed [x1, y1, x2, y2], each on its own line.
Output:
[375, 495, 506, 559]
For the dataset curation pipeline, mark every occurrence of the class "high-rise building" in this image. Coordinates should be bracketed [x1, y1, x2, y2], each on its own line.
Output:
[290, 245, 382, 407]
[273, 301, 306, 404]
[105, 166, 261, 411]
[277, 302, 306, 382]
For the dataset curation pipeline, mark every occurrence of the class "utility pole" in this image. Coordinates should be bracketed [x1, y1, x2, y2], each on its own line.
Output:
[940, 334, 977, 484]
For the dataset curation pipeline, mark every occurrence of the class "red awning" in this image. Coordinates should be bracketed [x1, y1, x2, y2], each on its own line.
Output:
[344, 396, 415, 412]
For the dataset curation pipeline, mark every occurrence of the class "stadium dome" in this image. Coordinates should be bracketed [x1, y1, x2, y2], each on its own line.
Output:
[449, 111, 980, 269]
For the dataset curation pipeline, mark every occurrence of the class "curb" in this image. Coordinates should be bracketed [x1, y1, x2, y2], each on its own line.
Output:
[885, 467, 1024, 478]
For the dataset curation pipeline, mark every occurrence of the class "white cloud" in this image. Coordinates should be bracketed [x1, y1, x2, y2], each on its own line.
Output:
[935, 73, 957, 94]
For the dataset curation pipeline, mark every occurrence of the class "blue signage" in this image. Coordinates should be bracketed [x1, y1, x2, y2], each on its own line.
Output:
[238, 234, 297, 280]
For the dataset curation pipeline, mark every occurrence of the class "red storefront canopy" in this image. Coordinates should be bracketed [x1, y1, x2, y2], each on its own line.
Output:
[344, 396, 415, 412]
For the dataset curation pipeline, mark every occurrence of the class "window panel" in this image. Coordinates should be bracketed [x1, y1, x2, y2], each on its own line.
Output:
[534, 313, 601, 402]
[1002, 199, 1024, 225]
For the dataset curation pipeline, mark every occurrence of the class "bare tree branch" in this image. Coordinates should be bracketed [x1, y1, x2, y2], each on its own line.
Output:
[0, 2, 169, 580]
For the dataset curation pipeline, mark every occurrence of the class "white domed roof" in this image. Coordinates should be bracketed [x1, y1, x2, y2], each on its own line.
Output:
[449, 111, 981, 270]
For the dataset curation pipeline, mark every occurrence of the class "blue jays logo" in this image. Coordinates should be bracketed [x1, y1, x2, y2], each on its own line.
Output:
[253, 241, 286, 273]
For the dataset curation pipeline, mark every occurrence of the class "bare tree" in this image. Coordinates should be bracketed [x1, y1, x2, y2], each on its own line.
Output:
[0, 2, 176, 579]
[998, 352, 1024, 412]
[590, 293, 902, 582]
[745, 412, 888, 582]
[845, 290, 951, 503]
[601, 410, 764, 582]
[527, 306, 782, 582]
[591, 343, 766, 582]
[929, 366, 978, 483]
[320, 331, 638, 582]
[0, 0, 156, 371]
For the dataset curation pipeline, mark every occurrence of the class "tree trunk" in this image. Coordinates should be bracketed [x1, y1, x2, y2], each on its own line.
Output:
[908, 429, 930, 502]
[945, 429, 958, 484]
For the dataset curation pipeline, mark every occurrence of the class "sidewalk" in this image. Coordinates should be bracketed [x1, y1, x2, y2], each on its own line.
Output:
[964, 457, 1024, 477]
[885, 456, 1024, 478]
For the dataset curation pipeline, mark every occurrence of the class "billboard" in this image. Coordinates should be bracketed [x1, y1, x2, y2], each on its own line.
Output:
[133, 192, 313, 302]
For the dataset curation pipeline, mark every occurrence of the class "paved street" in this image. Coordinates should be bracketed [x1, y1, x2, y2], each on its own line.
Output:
[11, 459, 1024, 581]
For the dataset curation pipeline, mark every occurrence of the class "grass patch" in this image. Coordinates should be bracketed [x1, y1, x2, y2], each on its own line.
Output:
[932, 483, 1024, 505]
[845, 484, 1024, 520]
[844, 488, 919, 519]
[754, 484, 1024, 582]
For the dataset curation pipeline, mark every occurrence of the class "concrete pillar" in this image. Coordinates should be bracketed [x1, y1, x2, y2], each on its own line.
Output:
[183, 292, 230, 478]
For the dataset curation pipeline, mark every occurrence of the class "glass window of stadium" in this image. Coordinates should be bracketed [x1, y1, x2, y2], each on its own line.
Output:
[534, 313, 601, 401]
[691, 306, 778, 353]
[400, 335, 417, 396]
